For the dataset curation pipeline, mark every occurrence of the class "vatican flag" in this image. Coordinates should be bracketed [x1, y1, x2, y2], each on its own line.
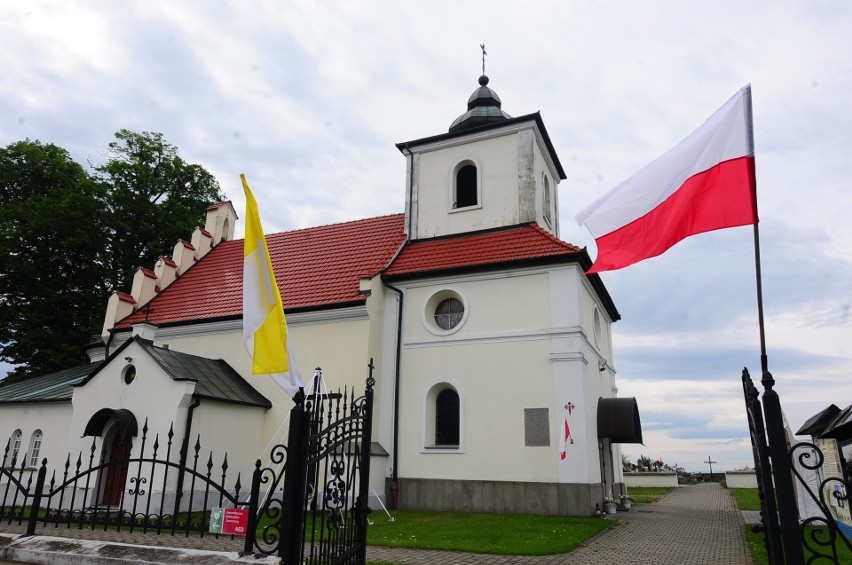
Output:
[241, 174, 303, 394]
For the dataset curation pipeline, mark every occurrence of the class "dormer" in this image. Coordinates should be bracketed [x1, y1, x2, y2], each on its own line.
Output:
[397, 75, 566, 241]
[204, 201, 237, 245]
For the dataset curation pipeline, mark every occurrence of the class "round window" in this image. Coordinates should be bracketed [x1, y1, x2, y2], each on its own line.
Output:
[434, 298, 464, 330]
[423, 289, 468, 335]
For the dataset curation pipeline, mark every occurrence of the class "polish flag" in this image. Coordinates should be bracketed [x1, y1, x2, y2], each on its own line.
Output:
[576, 86, 758, 274]
[559, 414, 571, 461]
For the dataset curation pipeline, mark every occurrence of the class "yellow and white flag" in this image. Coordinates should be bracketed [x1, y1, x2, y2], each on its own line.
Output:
[241, 174, 303, 395]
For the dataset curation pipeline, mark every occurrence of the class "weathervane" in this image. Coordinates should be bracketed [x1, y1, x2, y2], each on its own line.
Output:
[480, 43, 487, 74]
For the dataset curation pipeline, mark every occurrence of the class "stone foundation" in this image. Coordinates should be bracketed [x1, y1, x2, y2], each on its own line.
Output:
[389, 478, 606, 516]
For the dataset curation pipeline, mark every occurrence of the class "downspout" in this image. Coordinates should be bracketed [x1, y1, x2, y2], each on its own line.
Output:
[385, 282, 404, 509]
[382, 143, 413, 508]
[174, 394, 201, 514]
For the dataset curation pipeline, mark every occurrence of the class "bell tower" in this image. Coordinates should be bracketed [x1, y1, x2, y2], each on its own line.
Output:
[397, 67, 566, 241]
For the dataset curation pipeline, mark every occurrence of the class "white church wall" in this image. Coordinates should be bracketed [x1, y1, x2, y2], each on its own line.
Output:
[68, 340, 196, 457]
[0, 402, 71, 471]
[190, 402, 268, 481]
[118, 308, 381, 458]
[402, 339, 556, 481]
[395, 268, 569, 483]
[414, 133, 522, 239]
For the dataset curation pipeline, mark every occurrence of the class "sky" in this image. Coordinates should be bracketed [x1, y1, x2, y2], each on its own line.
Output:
[2, 1, 850, 473]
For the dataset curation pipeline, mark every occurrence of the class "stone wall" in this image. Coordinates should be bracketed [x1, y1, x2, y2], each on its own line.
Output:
[624, 472, 679, 488]
[391, 478, 608, 516]
[725, 471, 758, 488]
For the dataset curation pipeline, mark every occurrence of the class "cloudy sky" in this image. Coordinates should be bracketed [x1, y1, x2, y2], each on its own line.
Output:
[2, 1, 850, 473]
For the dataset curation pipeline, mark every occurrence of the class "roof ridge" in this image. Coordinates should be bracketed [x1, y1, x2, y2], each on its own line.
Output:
[264, 212, 405, 239]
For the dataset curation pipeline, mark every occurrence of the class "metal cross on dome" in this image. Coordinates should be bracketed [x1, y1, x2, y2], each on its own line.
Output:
[480, 43, 487, 74]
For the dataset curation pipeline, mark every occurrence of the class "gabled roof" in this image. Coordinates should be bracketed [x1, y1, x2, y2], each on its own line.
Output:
[0, 364, 95, 404]
[797, 404, 841, 436]
[384, 223, 620, 321]
[116, 214, 406, 329]
[113, 213, 619, 329]
[78, 336, 271, 408]
[136, 339, 271, 408]
[384, 223, 583, 279]
[816, 405, 852, 441]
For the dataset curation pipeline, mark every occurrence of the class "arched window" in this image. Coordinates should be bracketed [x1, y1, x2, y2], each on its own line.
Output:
[28, 430, 43, 468]
[435, 389, 460, 446]
[8, 430, 22, 466]
[455, 163, 478, 208]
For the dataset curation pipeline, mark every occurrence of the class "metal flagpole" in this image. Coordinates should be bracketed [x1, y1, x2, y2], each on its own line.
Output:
[744, 87, 804, 565]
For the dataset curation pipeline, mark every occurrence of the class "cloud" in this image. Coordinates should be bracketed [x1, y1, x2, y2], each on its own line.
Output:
[1, 0, 850, 473]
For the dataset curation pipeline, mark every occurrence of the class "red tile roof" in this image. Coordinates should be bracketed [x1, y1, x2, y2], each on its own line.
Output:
[114, 216, 586, 329]
[116, 214, 406, 328]
[384, 223, 583, 278]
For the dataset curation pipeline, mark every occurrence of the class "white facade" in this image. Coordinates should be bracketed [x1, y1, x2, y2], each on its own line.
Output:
[2, 76, 635, 517]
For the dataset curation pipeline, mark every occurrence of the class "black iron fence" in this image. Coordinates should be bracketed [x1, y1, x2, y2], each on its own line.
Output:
[1, 368, 375, 564]
[742, 368, 851, 564]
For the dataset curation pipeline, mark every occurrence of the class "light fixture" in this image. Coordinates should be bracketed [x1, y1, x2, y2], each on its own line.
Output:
[124, 356, 133, 362]
[598, 361, 606, 372]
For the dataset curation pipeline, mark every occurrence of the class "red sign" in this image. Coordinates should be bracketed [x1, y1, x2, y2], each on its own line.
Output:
[209, 507, 249, 536]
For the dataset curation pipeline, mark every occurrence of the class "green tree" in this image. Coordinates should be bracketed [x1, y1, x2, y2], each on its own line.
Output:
[1, 131, 224, 383]
[97, 129, 223, 290]
[0, 140, 110, 382]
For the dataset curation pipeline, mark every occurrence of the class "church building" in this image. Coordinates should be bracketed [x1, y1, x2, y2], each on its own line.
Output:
[0, 73, 641, 516]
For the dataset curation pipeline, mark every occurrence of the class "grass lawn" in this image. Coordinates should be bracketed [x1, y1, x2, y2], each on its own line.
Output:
[730, 487, 761, 511]
[731, 488, 852, 565]
[365, 510, 613, 555]
[625, 486, 671, 504]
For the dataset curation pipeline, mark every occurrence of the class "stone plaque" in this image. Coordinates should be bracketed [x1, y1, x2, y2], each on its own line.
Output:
[524, 408, 550, 446]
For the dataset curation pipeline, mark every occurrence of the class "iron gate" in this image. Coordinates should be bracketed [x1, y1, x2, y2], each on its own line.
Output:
[0, 366, 376, 564]
[742, 368, 851, 564]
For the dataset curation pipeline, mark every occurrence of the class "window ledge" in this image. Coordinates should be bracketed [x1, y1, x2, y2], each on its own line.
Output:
[423, 445, 461, 453]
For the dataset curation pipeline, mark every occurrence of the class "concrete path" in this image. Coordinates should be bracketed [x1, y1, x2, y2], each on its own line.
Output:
[366, 483, 751, 564]
[0, 483, 751, 564]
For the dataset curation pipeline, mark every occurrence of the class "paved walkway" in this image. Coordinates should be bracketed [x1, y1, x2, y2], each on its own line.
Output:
[0, 483, 751, 564]
[367, 483, 751, 564]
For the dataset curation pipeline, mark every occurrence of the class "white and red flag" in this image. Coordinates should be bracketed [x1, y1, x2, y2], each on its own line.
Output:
[576, 86, 758, 274]
[559, 413, 571, 461]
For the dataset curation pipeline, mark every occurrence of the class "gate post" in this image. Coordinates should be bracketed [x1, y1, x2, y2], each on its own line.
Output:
[280, 392, 310, 564]
[760, 370, 805, 565]
[26, 459, 47, 536]
[243, 460, 262, 556]
[742, 370, 783, 564]
[355, 366, 376, 564]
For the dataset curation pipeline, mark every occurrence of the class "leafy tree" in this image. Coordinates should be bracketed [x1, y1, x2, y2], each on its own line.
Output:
[0, 131, 224, 383]
[97, 129, 223, 290]
[0, 140, 110, 382]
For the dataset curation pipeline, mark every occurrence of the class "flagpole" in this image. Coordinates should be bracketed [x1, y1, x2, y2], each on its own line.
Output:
[742, 86, 770, 380]
[744, 88, 806, 563]
[752, 222, 769, 377]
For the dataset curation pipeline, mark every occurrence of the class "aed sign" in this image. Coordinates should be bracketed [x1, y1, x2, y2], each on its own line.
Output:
[209, 507, 249, 536]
